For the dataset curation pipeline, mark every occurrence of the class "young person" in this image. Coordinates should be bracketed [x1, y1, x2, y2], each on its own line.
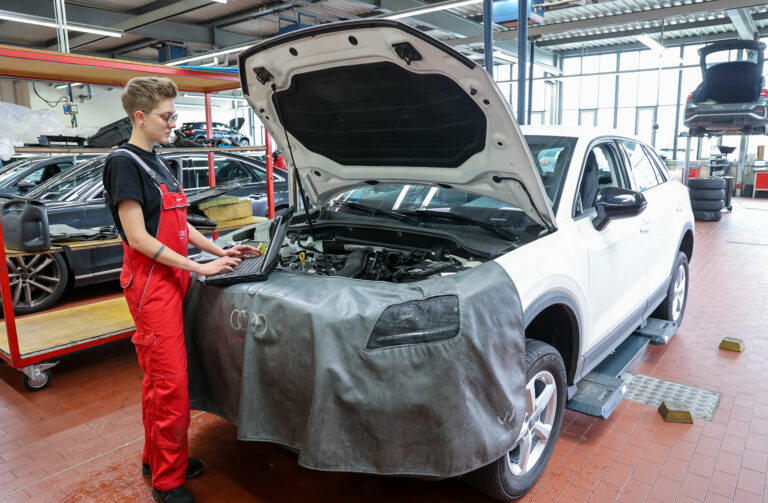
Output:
[103, 76, 259, 503]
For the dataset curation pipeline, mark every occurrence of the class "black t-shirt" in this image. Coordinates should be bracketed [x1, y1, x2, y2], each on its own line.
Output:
[102, 144, 182, 245]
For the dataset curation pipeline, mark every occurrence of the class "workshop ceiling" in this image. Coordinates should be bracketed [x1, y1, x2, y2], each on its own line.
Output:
[0, 0, 765, 65]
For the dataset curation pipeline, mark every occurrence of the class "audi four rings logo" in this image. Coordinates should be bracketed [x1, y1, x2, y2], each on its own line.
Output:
[229, 309, 268, 343]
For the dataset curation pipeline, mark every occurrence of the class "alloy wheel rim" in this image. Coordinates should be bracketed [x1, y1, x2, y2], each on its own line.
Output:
[6, 255, 61, 309]
[506, 370, 557, 477]
[672, 264, 686, 322]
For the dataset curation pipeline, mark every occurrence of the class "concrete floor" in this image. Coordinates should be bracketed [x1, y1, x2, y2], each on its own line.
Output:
[1, 197, 767, 502]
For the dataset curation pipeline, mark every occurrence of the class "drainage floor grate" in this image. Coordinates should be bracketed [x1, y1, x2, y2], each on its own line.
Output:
[623, 374, 721, 421]
[726, 241, 768, 247]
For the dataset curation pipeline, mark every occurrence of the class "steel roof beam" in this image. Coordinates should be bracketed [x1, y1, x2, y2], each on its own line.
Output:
[379, 0, 555, 64]
[726, 8, 758, 40]
[443, 0, 768, 47]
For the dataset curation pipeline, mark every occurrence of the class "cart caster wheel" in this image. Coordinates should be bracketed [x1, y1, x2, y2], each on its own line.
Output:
[23, 369, 51, 392]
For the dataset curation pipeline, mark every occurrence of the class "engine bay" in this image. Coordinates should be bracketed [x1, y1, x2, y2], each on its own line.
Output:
[276, 233, 484, 283]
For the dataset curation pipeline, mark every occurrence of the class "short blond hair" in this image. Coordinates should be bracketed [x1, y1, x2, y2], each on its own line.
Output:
[122, 77, 178, 122]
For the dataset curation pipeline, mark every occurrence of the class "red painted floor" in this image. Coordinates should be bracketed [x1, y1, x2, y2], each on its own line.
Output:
[1, 197, 768, 502]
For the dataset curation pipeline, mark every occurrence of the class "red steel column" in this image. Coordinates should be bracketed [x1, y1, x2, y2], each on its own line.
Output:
[204, 92, 218, 239]
[265, 131, 275, 219]
[0, 220, 20, 367]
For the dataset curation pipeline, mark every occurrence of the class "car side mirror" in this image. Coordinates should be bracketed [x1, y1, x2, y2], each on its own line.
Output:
[592, 187, 647, 231]
[17, 179, 36, 192]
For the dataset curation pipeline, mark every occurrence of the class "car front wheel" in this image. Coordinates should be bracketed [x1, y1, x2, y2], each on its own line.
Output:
[238, 138, 249, 146]
[464, 340, 567, 501]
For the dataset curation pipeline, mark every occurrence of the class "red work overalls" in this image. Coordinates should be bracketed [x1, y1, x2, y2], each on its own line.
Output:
[117, 150, 191, 491]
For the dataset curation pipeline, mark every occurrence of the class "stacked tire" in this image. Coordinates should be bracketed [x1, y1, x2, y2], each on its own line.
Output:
[689, 177, 726, 222]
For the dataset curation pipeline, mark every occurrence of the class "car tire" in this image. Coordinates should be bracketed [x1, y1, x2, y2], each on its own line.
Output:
[690, 199, 725, 211]
[463, 340, 566, 501]
[692, 209, 722, 222]
[688, 178, 726, 190]
[7, 252, 69, 315]
[689, 189, 725, 201]
[238, 138, 249, 146]
[651, 251, 689, 326]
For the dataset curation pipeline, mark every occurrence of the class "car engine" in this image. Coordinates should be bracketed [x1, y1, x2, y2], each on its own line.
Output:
[277, 234, 483, 283]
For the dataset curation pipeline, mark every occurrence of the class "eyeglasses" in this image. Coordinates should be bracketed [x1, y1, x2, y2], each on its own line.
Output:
[144, 111, 178, 126]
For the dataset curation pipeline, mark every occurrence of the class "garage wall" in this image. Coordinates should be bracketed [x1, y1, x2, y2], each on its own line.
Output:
[0, 79, 31, 108]
[27, 83, 126, 129]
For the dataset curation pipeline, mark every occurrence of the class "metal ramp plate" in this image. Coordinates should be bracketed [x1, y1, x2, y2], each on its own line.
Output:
[592, 334, 651, 377]
[635, 318, 679, 345]
[567, 334, 651, 419]
[566, 373, 628, 419]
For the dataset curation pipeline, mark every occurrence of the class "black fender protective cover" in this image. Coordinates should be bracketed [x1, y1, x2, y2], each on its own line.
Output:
[184, 260, 525, 478]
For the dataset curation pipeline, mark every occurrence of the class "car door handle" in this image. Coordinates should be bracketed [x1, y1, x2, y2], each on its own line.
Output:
[640, 220, 650, 233]
[675, 204, 683, 213]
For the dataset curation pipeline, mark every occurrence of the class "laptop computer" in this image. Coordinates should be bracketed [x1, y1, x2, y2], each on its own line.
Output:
[205, 207, 295, 286]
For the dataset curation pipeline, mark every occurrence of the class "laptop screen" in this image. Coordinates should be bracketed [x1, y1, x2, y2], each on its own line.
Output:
[262, 207, 295, 270]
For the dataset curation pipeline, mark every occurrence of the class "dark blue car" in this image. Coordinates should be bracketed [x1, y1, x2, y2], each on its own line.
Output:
[180, 121, 250, 146]
[4, 152, 288, 314]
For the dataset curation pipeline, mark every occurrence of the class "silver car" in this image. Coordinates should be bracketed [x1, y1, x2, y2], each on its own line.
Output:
[684, 39, 767, 136]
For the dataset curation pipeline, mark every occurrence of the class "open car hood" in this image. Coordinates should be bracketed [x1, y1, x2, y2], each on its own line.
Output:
[238, 20, 555, 230]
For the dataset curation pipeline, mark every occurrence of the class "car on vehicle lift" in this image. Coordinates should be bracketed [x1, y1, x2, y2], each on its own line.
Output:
[189, 20, 696, 501]
[684, 39, 768, 136]
[179, 118, 251, 146]
[2, 152, 288, 315]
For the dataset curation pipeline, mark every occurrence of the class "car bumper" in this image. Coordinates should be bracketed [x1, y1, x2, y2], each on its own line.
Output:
[684, 104, 768, 130]
[184, 261, 526, 478]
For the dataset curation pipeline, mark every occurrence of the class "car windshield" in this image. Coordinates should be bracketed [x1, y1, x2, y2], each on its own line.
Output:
[25, 158, 105, 201]
[0, 159, 39, 185]
[705, 48, 760, 68]
[325, 135, 575, 231]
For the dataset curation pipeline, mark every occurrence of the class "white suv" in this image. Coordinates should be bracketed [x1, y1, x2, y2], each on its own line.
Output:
[187, 19, 695, 502]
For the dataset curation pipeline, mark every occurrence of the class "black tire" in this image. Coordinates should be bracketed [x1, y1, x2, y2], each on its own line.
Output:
[238, 138, 249, 146]
[688, 178, 725, 190]
[463, 340, 567, 501]
[689, 189, 725, 201]
[651, 251, 689, 327]
[23, 369, 51, 391]
[693, 209, 722, 221]
[7, 252, 69, 315]
[690, 199, 725, 211]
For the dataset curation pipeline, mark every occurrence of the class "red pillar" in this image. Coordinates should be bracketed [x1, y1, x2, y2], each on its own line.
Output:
[204, 92, 218, 238]
[265, 131, 275, 219]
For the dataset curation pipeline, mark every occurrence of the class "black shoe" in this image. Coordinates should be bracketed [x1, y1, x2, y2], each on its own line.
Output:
[151, 486, 196, 503]
[143, 458, 203, 479]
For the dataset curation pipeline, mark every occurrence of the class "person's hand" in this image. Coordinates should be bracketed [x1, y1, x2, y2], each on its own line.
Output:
[224, 244, 261, 258]
[196, 256, 241, 276]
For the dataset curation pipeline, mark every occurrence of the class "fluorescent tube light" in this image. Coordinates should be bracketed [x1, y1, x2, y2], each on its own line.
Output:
[637, 33, 683, 65]
[182, 93, 247, 102]
[385, 0, 483, 20]
[55, 82, 83, 89]
[165, 44, 254, 66]
[0, 10, 122, 37]
[493, 50, 517, 64]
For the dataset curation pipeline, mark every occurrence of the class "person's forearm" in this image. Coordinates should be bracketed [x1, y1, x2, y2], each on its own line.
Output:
[187, 223, 226, 257]
[130, 232, 203, 274]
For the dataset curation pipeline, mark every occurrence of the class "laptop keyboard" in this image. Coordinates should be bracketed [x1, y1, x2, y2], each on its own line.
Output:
[206, 254, 266, 281]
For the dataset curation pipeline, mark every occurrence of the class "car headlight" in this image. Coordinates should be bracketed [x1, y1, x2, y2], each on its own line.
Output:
[367, 295, 460, 350]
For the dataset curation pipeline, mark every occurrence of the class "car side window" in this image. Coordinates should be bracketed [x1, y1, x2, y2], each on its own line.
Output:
[575, 142, 625, 216]
[643, 145, 669, 183]
[621, 140, 662, 191]
[24, 166, 48, 183]
[216, 159, 258, 184]
[182, 158, 257, 189]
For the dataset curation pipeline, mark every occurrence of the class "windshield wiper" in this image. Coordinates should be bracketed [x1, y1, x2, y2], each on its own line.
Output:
[399, 209, 519, 242]
[330, 200, 418, 225]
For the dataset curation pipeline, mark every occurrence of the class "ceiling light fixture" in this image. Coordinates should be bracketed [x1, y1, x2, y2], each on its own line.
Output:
[637, 33, 683, 64]
[165, 44, 254, 66]
[384, 0, 483, 20]
[182, 93, 247, 102]
[55, 82, 83, 89]
[0, 10, 123, 37]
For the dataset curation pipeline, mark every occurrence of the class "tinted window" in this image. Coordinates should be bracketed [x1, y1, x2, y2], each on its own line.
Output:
[183, 157, 257, 189]
[621, 140, 661, 191]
